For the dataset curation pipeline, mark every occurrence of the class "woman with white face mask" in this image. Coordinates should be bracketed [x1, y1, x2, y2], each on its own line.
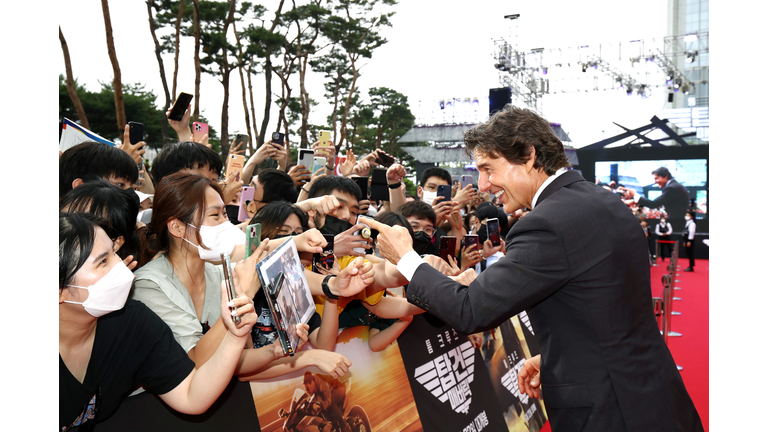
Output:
[59, 212, 256, 431]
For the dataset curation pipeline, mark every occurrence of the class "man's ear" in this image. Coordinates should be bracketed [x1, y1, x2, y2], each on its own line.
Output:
[71, 178, 84, 190]
[524, 147, 537, 173]
[113, 236, 125, 253]
[417, 186, 423, 198]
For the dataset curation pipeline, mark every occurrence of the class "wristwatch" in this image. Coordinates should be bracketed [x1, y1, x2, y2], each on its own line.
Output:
[322, 275, 339, 300]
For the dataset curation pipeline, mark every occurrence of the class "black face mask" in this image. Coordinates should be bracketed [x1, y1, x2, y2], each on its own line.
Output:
[319, 215, 354, 237]
[478, 224, 488, 246]
[413, 231, 433, 254]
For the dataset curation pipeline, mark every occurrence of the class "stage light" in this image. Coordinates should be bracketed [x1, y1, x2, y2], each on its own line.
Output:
[685, 51, 698, 63]
[684, 34, 698, 43]
[439, 100, 445, 110]
[666, 70, 674, 81]
[581, 63, 587, 73]
[646, 56, 655, 64]
[540, 67, 548, 75]
[626, 86, 633, 96]
[674, 78, 682, 89]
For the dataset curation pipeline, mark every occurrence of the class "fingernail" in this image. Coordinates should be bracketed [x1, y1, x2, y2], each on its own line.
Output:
[228, 301, 235, 307]
[231, 309, 237, 316]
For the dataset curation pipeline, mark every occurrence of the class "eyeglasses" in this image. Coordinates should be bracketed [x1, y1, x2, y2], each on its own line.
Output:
[410, 223, 435, 237]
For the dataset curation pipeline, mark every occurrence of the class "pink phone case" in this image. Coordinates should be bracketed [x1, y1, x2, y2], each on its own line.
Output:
[238, 186, 255, 222]
[193, 122, 209, 142]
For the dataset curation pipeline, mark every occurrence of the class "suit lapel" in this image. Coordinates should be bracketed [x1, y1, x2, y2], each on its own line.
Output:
[536, 170, 585, 206]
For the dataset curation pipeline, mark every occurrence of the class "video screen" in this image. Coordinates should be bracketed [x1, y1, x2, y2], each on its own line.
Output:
[595, 159, 707, 216]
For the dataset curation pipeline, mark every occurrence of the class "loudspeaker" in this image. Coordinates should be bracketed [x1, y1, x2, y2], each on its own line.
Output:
[489, 87, 512, 117]
[668, 93, 674, 103]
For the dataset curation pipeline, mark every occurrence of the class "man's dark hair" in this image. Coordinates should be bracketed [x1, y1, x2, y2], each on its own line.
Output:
[420, 167, 452, 188]
[463, 106, 571, 175]
[151, 141, 223, 184]
[255, 169, 299, 203]
[308, 175, 362, 201]
[397, 201, 437, 226]
[59, 141, 139, 197]
[59, 179, 141, 262]
[476, 201, 498, 222]
[651, 167, 672, 179]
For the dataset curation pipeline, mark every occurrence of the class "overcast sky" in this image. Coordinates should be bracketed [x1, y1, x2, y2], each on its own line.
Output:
[59, 0, 674, 148]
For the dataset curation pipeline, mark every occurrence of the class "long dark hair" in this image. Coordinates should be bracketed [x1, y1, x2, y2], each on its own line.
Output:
[60, 212, 115, 290]
[249, 201, 309, 241]
[138, 172, 224, 266]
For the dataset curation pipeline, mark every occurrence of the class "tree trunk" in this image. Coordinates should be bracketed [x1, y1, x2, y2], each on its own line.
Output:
[376, 120, 382, 150]
[390, 120, 396, 155]
[258, 0, 286, 148]
[59, 27, 89, 129]
[247, 59, 260, 148]
[172, 0, 185, 101]
[218, 0, 237, 161]
[233, 21, 254, 155]
[338, 53, 358, 150]
[101, 0, 126, 132]
[192, 0, 201, 122]
[147, 0, 171, 145]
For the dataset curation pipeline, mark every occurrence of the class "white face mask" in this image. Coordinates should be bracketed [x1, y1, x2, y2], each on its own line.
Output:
[422, 190, 437, 206]
[184, 221, 245, 261]
[660, 220, 666, 224]
[685, 216, 692, 221]
[65, 261, 135, 317]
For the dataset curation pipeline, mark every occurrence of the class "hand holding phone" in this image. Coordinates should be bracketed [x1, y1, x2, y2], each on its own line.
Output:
[168, 92, 193, 121]
[193, 122, 209, 143]
[437, 184, 452, 203]
[128, 122, 144, 145]
[272, 132, 285, 145]
[220, 253, 241, 325]
[486, 218, 501, 247]
[439, 236, 457, 262]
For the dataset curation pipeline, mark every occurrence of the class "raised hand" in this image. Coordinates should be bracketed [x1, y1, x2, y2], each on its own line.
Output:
[359, 216, 414, 265]
[329, 257, 374, 298]
[219, 274, 256, 339]
[118, 124, 146, 164]
[333, 223, 373, 258]
[294, 228, 327, 254]
[340, 149, 357, 177]
[166, 104, 192, 142]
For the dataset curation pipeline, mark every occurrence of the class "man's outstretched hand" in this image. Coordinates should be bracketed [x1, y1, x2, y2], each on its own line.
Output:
[517, 354, 542, 400]
[358, 216, 414, 266]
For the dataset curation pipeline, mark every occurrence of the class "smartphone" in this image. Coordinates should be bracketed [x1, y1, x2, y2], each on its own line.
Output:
[193, 122, 208, 142]
[437, 184, 452, 204]
[464, 234, 479, 253]
[238, 186, 254, 221]
[312, 234, 335, 273]
[220, 253, 241, 325]
[370, 168, 389, 201]
[233, 134, 249, 152]
[225, 154, 246, 182]
[168, 92, 193, 121]
[272, 131, 285, 145]
[298, 149, 315, 170]
[128, 121, 144, 145]
[318, 130, 332, 148]
[461, 175, 473, 189]
[312, 157, 327, 174]
[439, 236, 457, 262]
[486, 217, 501, 247]
[374, 151, 395, 167]
[453, 175, 459, 185]
[352, 176, 369, 199]
[245, 223, 261, 259]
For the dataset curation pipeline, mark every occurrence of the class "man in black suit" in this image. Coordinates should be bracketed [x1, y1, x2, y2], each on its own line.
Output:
[622, 166, 691, 224]
[363, 106, 703, 432]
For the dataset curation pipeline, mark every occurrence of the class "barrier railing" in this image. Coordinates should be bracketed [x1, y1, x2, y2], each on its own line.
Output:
[654, 240, 684, 371]
[655, 239, 677, 266]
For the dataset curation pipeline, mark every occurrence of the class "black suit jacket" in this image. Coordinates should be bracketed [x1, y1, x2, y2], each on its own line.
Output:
[406, 171, 702, 432]
[637, 178, 690, 221]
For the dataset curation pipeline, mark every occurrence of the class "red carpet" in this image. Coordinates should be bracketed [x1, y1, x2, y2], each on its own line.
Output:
[537, 258, 709, 432]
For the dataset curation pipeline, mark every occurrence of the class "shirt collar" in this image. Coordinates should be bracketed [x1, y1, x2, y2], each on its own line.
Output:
[532, 167, 569, 209]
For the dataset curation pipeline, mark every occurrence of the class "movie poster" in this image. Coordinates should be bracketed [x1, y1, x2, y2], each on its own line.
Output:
[397, 314, 508, 432]
[250, 326, 423, 432]
[480, 313, 548, 432]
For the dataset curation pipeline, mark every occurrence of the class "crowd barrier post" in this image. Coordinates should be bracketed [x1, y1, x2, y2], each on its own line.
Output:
[661, 274, 683, 371]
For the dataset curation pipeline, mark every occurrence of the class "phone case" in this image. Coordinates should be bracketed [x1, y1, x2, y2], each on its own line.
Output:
[220, 253, 241, 325]
[225, 154, 246, 182]
[128, 122, 144, 145]
[312, 157, 327, 174]
[193, 122, 209, 142]
[312, 235, 335, 273]
[299, 150, 314, 170]
[238, 186, 255, 222]
[168, 92, 193, 121]
[437, 184, 452, 203]
[318, 131, 332, 148]
[245, 223, 261, 259]
[486, 219, 501, 247]
[439, 236, 457, 262]
[461, 175, 473, 189]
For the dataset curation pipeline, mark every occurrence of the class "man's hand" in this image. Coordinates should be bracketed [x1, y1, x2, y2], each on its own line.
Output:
[228, 138, 246, 158]
[361, 216, 414, 265]
[482, 238, 505, 259]
[358, 199, 371, 216]
[517, 354, 542, 399]
[118, 124, 146, 164]
[423, 254, 452, 274]
[234, 239, 270, 298]
[386, 163, 406, 184]
[352, 160, 371, 177]
[312, 141, 336, 164]
[122, 254, 138, 271]
[166, 104, 193, 142]
[460, 244, 482, 271]
[289, 165, 313, 188]
[251, 140, 278, 166]
[294, 228, 327, 254]
[431, 196, 452, 226]
[221, 171, 244, 205]
[298, 195, 340, 221]
[271, 142, 289, 170]
[328, 257, 375, 298]
[445, 255, 462, 277]
[454, 268, 478, 285]
[453, 183, 477, 206]
[339, 149, 357, 177]
[467, 333, 483, 349]
[309, 350, 352, 380]
[333, 223, 373, 258]
[619, 187, 636, 199]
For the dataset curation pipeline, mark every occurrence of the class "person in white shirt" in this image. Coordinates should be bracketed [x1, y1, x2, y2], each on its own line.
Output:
[654, 216, 673, 261]
[682, 211, 697, 272]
